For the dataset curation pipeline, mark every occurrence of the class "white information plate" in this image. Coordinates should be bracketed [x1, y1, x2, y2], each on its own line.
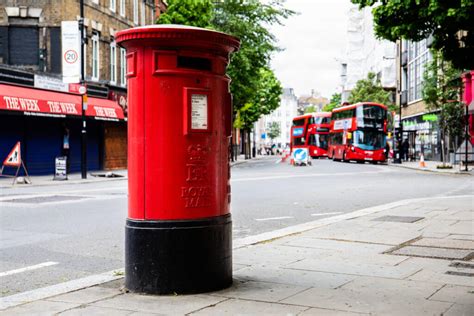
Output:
[191, 94, 208, 130]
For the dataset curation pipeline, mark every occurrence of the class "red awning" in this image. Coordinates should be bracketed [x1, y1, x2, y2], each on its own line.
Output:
[0, 84, 125, 120]
[0, 83, 82, 118]
[87, 97, 125, 121]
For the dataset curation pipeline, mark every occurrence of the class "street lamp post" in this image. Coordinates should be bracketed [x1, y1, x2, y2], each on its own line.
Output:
[79, 0, 87, 179]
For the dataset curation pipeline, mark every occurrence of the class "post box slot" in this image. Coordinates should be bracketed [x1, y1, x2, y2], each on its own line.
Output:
[177, 56, 212, 71]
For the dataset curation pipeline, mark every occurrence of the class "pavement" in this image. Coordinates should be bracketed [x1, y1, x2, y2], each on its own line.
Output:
[388, 160, 474, 175]
[1, 190, 473, 315]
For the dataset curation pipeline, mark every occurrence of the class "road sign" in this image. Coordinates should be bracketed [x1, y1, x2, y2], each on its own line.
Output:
[3, 142, 21, 167]
[61, 21, 81, 84]
[292, 148, 310, 166]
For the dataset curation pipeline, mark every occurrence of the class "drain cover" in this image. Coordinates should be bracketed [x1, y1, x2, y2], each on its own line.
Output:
[2, 195, 87, 204]
[372, 215, 424, 223]
[391, 246, 473, 260]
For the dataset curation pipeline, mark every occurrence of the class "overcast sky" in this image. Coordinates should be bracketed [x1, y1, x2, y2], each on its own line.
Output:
[270, 0, 351, 99]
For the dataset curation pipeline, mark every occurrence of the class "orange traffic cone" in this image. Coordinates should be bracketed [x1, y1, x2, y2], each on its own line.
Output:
[419, 153, 426, 168]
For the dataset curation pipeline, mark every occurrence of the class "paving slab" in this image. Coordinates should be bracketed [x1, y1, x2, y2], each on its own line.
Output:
[91, 293, 226, 315]
[233, 244, 330, 266]
[411, 237, 474, 250]
[299, 307, 369, 315]
[189, 298, 308, 315]
[1, 300, 79, 315]
[285, 257, 420, 279]
[47, 286, 120, 304]
[282, 237, 392, 254]
[372, 215, 425, 223]
[281, 286, 452, 315]
[235, 265, 355, 289]
[443, 303, 474, 316]
[59, 305, 133, 315]
[341, 276, 444, 299]
[210, 279, 308, 303]
[408, 269, 474, 287]
[448, 234, 474, 241]
[429, 284, 474, 305]
[391, 245, 473, 260]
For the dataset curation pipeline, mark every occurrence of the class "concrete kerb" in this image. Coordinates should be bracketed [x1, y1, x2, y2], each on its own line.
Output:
[387, 162, 473, 175]
[2, 194, 472, 311]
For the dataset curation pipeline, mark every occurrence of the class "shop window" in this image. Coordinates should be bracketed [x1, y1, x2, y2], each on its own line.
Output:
[92, 32, 100, 81]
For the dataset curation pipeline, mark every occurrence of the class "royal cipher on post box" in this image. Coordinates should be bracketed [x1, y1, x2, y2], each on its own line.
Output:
[116, 25, 240, 294]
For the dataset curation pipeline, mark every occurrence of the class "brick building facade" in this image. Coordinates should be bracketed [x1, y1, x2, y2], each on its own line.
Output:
[0, 1, 165, 175]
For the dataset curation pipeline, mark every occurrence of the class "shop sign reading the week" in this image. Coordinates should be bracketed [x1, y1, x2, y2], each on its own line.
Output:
[191, 94, 208, 130]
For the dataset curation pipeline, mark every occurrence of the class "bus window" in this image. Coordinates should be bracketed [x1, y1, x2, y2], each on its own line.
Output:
[292, 118, 306, 126]
[293, 137, 305, 146]
[353, 130, 386, 150]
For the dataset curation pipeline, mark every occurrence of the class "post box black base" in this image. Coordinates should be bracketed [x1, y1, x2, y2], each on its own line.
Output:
[125, 214, 232, 295]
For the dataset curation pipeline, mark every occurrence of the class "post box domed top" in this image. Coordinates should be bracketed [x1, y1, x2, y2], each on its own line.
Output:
[116, 25, 240, 54]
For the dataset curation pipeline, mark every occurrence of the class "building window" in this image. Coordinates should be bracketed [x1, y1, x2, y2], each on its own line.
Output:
[406, 39, 431, 103]
[8, 26, 39, 66]
[133, 0, 139, 24]
[120, 47, 126, 87]
[120, 0, 125, 16]
[110, 41, 117, 84]
[141, 1, 146, 26]
[92, 32, 100, 80]
[110, 0, 116, 12]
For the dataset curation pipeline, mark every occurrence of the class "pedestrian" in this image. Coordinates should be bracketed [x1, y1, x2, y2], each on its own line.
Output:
[62, 125, 71, 173]
[402, 139, 409, 161]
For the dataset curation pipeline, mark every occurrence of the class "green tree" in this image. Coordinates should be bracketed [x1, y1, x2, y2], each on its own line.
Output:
[322, 93, 341, 112]
[157, 0, 213, 27]
[348, 72, 395, 111]
[267, 121, 281, 142]
[234, 67, 283, 130]
[422, 51, 465, 166]
[351, 0, 474, 69]
[304, 105, 316, 113]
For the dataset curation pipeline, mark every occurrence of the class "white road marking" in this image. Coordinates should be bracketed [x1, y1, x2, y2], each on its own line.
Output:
[231, 170, 391, 182]
[255, 216, 293, 221]
[311, 212, 343, 217]
[0, 262, 58, 277]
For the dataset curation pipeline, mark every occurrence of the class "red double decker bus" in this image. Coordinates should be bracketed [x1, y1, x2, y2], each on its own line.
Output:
[290, 112, 331, 158]
[328, 102, 388, 163]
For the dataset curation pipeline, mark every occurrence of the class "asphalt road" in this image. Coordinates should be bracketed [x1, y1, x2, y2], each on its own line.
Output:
[1, 157, 472, 297]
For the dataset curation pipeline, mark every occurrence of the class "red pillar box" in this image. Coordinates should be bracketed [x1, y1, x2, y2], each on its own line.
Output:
[116, 25, 239, 294]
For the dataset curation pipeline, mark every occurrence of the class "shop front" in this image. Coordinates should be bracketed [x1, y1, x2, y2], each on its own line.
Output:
[0, 83, 125, 175]
[402, 112, 441, 161]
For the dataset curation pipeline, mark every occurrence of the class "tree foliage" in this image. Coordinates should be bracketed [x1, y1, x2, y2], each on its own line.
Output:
[304, 105, 316, 113]
[157, 0, 214, 28]
[234, 68, 283, 130]
[422, 51, 465, 160]
[348, 72, 395, 110]
[322, 93, 341, 112]
[212, 0, 293, 129]
[267, 121, 281, 141]
[158, 0, 293, 130]
[351, 0, 474, 69]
